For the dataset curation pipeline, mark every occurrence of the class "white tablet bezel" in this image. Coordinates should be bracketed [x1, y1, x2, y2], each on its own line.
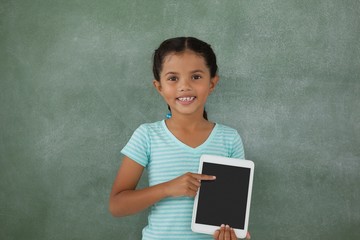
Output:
[191, 154, 254, 239]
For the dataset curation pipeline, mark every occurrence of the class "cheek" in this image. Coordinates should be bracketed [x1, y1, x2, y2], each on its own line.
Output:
[198, 86, 212, 96]
[160, 88, 175, 99]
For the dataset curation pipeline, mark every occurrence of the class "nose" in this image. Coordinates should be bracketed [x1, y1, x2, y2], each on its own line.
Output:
[178, 78, 192, 92]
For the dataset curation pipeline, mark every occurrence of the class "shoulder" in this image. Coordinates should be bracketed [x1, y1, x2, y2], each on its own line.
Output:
[137, 120, 163, 134]
[214, 123, 245, 159]
[122, 122, 164, 167]
[215, 123, 241, 137]
[213, 123, 244, 146]
[131, 120, 165, 140]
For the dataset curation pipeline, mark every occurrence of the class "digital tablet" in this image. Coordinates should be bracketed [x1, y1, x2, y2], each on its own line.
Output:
[191, 155, 254, 239]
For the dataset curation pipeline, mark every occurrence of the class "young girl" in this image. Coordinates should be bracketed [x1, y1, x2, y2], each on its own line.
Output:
[109, 37, 251, 240]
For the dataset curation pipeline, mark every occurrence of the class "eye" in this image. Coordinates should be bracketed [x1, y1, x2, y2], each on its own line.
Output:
[167, 76, 178, 81]
[192, 74, 202, 80]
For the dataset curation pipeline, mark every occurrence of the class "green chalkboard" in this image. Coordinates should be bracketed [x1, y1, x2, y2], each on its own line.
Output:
[1, 0, 359, 239]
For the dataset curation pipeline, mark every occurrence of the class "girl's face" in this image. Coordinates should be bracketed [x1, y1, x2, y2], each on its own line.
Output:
[153, 50, 219, 119]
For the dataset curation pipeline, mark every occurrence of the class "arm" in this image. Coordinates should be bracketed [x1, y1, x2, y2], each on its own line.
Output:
[109, 156, 167, 217]
[109, 156, 216, 217]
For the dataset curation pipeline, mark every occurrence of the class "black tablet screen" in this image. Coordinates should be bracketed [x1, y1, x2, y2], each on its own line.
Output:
[195, 162, 251, 229]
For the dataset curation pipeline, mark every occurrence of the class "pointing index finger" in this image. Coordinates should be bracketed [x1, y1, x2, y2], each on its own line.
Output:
[192, 173, 216, 181]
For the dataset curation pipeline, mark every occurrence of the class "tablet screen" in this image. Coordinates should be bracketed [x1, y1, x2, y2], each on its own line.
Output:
[195, 162, 251, 229]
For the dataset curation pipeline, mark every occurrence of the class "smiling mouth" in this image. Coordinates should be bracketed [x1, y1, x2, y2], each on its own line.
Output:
[177, 97, 196, 102]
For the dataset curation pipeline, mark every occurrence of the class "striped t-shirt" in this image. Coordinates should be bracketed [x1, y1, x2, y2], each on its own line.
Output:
[121, 120, 245, 240]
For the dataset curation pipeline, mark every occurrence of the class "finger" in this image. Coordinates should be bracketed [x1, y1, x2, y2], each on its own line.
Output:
[187, 189, 198, 197]
[183, 182, 198, 196]
[187, 182, 200, 192]
[230, 228, 237, 240]
[184, 173, 202, 187]
[188, 177, 201, 188]
[224, 225, 231, 239]
[192, 173, 216, 181]
[218, 224, 225, 239]
[213, 230, 220, 239]
[246, 231, 251, 239]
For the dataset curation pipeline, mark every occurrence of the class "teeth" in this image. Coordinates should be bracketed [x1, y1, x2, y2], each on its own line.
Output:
[178, 97, 195, 102]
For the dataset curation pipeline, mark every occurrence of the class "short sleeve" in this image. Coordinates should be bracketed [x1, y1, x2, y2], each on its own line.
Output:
[121, 124, 150, 167]
[231, 131, 245, 159]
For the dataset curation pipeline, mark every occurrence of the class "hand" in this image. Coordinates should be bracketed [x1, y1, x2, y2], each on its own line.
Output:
[163, 172, 216, 198]
[213, 225, 251, 240]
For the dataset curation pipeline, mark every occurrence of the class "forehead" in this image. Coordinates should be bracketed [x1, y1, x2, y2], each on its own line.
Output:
[162, 50, 208, 71]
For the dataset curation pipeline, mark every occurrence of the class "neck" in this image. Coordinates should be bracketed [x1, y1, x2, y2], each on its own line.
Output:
[166, 113, 209, 131]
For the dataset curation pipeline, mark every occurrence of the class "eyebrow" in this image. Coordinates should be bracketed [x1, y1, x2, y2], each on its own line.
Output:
[164, 71, 178, 76]
[164, 70, 205, 76]
[191, 69, 205, 74]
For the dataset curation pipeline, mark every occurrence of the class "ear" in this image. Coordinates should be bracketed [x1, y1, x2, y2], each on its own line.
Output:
[153, 80, 163, 94]
[209, 75, 219, 93]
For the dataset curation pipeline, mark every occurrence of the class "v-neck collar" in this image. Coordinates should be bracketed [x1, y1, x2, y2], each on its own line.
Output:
[161, 119, 218, 151]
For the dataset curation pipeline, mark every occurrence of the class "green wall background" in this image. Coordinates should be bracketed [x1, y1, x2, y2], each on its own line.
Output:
[1, 0, 359, 239]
